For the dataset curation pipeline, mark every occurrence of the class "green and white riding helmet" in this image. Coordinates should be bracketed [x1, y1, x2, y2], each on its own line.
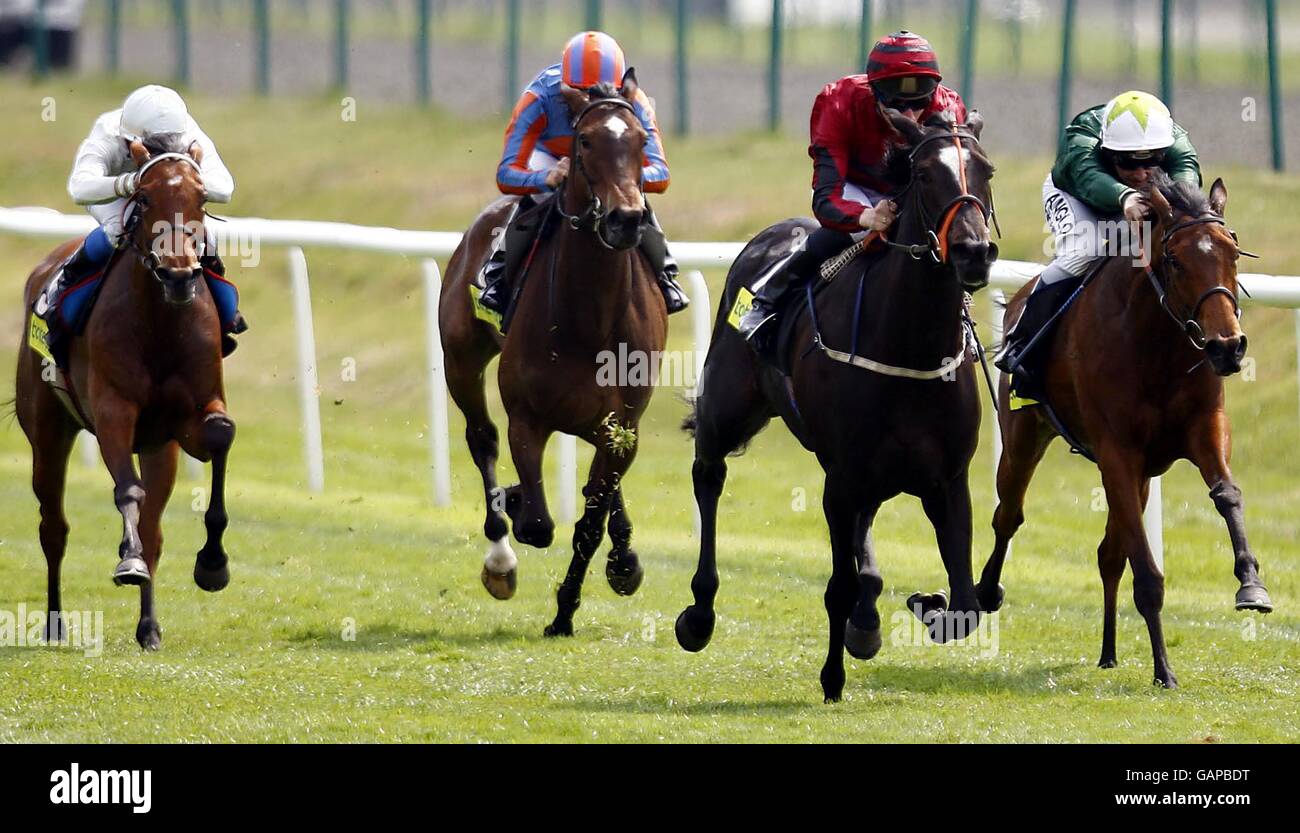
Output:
[1100, 90, 1174, 161]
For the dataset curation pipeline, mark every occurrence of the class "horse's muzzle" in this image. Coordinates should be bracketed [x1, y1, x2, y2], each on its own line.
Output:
[600, 207, 644, 251]
[1205, 334, 1248, 376]
[949, 240, 997, 291]
[157, 265, 202, 306]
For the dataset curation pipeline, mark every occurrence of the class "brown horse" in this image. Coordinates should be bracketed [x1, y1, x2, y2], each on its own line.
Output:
[439, 79, 667, 636]
[978, 173, 1272, 688]
[16, 140, 236, 650]
[675, 114, 999, 701]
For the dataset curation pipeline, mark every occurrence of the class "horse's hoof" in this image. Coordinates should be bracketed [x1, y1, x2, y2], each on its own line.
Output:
[977, 581, 1005, 613]
[193, 559, 230, 592]
[820, 666, 845, 703]
[1098, 656, 1117, 669]
[906, 589, 947, 622]
[844, 621, 882, 660]
[112, 557, 151, 587]
[1154, 672, 1179, 690]
[1235, 584, 1273, 613]
[513, 517, 555, 549]
[136, 619, 162, 651]
[44, 615, 67, 645]
[543, 619, 574, 638]
[480, 564, 517, 600]
[605, 551, 643, 596]
[674, 606, 714, 652]
[927, 608, 978, 644]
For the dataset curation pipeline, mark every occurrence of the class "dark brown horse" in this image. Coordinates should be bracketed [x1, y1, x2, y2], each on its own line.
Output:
[16, 141, 236, 650]
[439, 80, 667, 636]
[977, 173, 1272, 688]
[676, 114, 999, 701]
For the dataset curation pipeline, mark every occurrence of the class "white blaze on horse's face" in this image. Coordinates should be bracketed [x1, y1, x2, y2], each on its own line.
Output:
[936, 144, 966, 190]
[603, 113, 629, 139]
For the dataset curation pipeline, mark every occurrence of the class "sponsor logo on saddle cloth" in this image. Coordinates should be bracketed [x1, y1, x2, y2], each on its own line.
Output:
[28, 312, 55, 363]
[726, 287, 756, 331]
[469, 284, 503, 332]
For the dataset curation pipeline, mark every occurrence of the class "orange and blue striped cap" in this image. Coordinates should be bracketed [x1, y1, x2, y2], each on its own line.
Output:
[562, 31, 626, 90]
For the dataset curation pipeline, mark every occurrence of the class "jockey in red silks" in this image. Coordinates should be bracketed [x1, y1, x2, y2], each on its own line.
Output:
[737, 30, 967, 347]
[477, 30, 688, 315]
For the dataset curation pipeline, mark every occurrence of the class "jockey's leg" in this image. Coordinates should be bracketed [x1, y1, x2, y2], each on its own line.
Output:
[477, 199, 526, 313]
[638, 203, 689, 314]
[482, 147, 560, 314]
[737, 225, 853, 350]
[45, 199, 125, 300]
[197, 230, 247, 357]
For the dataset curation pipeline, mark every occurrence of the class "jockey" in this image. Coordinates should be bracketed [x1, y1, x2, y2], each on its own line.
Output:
[737, 30, 967, 348]
[59, 84, 246, 355]
[478, 30, 689, 315]
[998, 90, 1201, 376]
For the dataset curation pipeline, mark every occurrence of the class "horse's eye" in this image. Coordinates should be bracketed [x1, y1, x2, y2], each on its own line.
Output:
[579, 134, 591, 149]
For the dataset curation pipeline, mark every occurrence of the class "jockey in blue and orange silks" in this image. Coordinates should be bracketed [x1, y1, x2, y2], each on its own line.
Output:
[477, 31, 688, 315]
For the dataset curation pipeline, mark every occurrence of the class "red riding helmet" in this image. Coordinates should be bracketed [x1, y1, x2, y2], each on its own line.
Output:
[866, 30, 942, 104]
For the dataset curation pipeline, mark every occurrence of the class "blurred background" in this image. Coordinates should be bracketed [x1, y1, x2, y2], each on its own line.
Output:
[0, 0, 1295, 167]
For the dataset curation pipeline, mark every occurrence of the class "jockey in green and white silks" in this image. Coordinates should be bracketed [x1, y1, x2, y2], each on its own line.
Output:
[56, 84, 247, 354]
[998, 90, 1202, 376]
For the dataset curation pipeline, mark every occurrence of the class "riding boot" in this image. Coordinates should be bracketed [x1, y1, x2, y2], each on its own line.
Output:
[201, 253, 247, 357]
[736, 227, 853, 353]
[639, 205, 689, 314]
[478, 196, 541, 315]
[38, 228, 113, 319]
[995, 269, 1082, 376]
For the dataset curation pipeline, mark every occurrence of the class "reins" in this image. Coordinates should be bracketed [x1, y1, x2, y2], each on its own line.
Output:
[121, 152, 205, 282]
[1143, 214, 1251, 351]
[554, 96, 640, 248]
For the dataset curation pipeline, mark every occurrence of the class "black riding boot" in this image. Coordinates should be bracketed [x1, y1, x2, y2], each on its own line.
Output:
[201, 253, 248, 358]
[736, 227, 852, 352]
[639, 205, 689, 314]
[43, 240, 102, 305]
[995, 275, 1082, 376]
[478, 197, 543, 315]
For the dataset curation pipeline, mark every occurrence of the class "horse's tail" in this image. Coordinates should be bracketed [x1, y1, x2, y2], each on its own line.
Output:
[680, 392, 698, 437]
[0, 397, 16, 427]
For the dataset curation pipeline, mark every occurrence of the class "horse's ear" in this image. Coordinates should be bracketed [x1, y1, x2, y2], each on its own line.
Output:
[128, 139, 149, 167]
[561, 83, 590, 119]
[1208, 177, 1228, 215]
[966, 110, 984, 140]
[187, 140, 204, 165]
[885, 108, 926, 147]
[620, 67, 639, 102]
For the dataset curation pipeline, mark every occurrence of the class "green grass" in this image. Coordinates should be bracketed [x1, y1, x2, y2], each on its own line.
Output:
[0, 77, 1297, 742]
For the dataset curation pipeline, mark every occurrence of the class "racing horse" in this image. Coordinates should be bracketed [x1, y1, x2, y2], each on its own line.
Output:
[977, 172, 1271, 688]
[676, 113, 999, 701]
[16, 140, 236, 650]
[439, 78, 667, 636]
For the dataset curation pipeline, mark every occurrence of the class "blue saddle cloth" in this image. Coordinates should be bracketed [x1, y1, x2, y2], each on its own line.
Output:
[30, 259, 111, 371]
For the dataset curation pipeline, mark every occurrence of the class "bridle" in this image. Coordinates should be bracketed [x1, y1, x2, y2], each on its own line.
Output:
[883, 126, 995, 265]
[1143, 214, 1252, 350]
[121, 152, 206, 284]
[555, 96, 641, 249]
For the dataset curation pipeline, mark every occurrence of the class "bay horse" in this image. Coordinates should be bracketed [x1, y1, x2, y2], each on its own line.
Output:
[676, 113, 999, 702]
[16, 140, 236, 650]
[977, 172, 1271, 688]
[439, 79, 667, 636]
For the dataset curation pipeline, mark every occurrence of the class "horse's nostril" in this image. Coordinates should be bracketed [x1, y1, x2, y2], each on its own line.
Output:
[1235, 334, 1248, 360]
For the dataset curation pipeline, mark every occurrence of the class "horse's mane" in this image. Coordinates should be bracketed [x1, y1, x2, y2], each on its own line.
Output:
[143, 132, 189, 156]
[881, 112, 990, 195]
[1150, 169, 1213, 217]
[586, 82, 623, 102]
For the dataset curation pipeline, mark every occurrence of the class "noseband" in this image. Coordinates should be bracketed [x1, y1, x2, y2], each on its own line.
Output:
[121, 153, 205, 283]
[555, 97, 641, 248]
[884, 128, 994, 264]
[1143, 214, 1244, 350]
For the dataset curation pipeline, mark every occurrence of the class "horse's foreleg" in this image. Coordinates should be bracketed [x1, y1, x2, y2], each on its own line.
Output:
[913, 470, 980, 644]
[30, 421, 76, 643]
[844, 503, 884, 661]
[136, 443, 179, 650]
[1100, 456, 1176, 688]
[545, 446, 628, 638]
[675, 454, 727, 652]
[820, 473, 862, 703]
[506, 414, 555, 549]
[94, 396, 150, 587]
[1187, 411, 1272, 613]
[604, 487, 643, 596]
[194, 406, 234, 592]
[978, 407, 1053, 612]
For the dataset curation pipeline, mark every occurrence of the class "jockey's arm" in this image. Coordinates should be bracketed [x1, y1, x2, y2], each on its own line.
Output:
[188, 119, 235, 204]
[808, 109, 868, 231]
[496, 87, 552, 196]
[630, 89, 669, 194]
[1163, 128, 1202, 189]
[67, 119, 126, 206]
[1052, 114, 1133, 215]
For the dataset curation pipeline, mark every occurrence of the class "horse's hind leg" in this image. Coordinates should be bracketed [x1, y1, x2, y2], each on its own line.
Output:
[977, 406, 1054, 612]
[193, 406, 235, 592]
[675, 369, 773, 653]
[604, 486, 643, 596]
[29, 418, 77, 643]
[136, 442, 179, 650]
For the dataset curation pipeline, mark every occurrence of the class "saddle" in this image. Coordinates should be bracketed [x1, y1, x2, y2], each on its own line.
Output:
[29, 248, 120, 373]
[470, 195, 558, 335]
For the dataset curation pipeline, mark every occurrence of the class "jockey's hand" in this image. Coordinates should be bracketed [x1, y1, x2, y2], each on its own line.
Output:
[545, 157, 572, 189]
[859, 200, 896, 232]
[1122, 191, 1150, 224]
[114, 172, 139, 198]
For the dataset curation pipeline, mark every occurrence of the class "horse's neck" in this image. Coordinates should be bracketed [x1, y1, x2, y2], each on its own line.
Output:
[1099, 259, 1208, 379]
[549, 226, 635, 347]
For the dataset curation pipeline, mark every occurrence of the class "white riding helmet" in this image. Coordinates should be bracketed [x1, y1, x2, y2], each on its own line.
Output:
[120, 85, 189, 143]
[1100, 90, 1175, 153]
